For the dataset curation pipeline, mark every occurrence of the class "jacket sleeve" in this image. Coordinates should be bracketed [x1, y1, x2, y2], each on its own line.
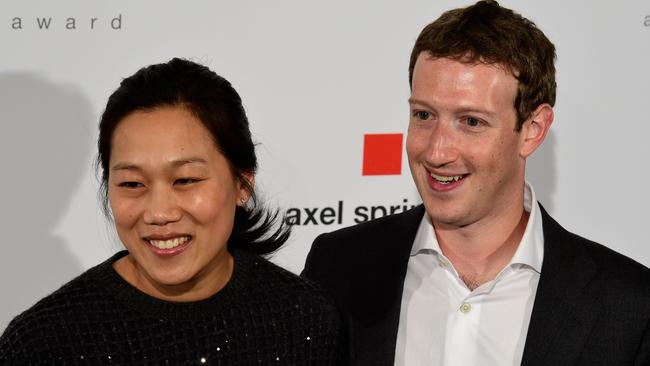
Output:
[634, 319, 650, 366]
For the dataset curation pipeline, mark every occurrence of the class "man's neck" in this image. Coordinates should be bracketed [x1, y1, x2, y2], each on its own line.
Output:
[434, 205, 530, 290]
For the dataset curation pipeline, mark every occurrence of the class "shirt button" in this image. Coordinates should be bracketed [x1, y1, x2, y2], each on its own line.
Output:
[459, 302, 472, 313]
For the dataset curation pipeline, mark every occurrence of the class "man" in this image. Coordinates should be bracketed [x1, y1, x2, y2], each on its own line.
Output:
[302, 1, 650, 365]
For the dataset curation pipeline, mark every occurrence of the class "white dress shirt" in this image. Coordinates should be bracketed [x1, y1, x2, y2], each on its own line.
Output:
[395, 183, 544, 366]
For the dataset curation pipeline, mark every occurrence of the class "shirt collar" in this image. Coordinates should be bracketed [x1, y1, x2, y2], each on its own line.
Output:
[411, 182, 544, 273]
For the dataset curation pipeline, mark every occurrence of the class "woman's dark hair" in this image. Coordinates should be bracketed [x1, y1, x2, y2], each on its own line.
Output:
[97, 58, 290, 255]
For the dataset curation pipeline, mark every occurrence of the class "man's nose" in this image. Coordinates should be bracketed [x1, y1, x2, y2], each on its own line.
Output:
[426, 121, 459, 167]
[143, 185, 182, 225]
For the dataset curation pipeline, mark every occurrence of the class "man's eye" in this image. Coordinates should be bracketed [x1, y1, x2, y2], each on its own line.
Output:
[414, 111, 431, 120]
[465, 117, 481, 127]
[119, 182, 143, 188]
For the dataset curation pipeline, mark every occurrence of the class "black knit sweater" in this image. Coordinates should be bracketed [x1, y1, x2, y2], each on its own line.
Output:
[0, 250, 341, 365]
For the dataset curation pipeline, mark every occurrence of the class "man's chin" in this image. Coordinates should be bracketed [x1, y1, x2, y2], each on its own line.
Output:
[423, 202, 471, 229]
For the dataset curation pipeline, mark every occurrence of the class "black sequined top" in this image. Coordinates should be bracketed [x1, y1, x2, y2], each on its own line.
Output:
[0, 250, 341, 365]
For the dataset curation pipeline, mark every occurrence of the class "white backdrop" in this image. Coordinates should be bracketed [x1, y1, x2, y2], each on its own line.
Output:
[1, 0, 649, 332]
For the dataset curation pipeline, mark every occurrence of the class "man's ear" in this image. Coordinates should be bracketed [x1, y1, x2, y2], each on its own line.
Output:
[519, 103, 554, 158]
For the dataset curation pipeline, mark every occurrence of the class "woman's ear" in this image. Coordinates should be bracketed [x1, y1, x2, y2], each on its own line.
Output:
[237, 172, 255, 206]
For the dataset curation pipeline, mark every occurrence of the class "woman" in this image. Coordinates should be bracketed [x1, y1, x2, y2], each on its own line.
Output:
[0, 58, 341, 365]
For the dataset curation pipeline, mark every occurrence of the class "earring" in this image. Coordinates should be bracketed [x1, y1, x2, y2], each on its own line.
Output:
[240, 197, 247, 205]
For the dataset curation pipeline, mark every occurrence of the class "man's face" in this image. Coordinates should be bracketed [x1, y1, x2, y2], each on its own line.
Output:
[406, 54, 529, 229]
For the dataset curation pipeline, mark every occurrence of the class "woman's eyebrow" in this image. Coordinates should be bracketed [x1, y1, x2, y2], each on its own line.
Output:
[171, 157, 207, 167]
[110, 157, 208, 172]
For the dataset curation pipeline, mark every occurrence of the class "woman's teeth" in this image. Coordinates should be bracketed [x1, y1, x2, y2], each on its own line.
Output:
[431, 173, 464, 184]
[148, 236, 190, 249]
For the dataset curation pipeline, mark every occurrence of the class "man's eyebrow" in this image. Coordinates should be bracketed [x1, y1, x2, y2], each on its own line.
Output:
[408, 97, 497, 117]
[408, 97, 429, 106]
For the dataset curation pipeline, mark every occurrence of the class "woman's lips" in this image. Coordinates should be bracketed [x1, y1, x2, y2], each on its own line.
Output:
[143, 235, 192, 256]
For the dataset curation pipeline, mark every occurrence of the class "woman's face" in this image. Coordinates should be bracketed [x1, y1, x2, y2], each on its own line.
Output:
[108, 106, 248, 301]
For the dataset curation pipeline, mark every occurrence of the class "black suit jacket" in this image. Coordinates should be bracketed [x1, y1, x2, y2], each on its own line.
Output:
[303, 205, 650, 366]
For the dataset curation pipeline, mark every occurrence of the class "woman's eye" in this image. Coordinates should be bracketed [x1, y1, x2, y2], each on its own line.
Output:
[119, 181, 143, 188]
[175, 178, 197, 185]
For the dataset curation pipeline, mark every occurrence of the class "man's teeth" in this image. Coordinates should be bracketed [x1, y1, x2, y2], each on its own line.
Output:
[430, 173, 464, 184]
[149, 236, 190, 249]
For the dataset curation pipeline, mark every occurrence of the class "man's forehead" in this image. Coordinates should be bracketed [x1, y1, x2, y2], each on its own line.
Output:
[412, 54, 518, 88]
[416, 52, 519, 79]
[410, 54, 520, 115]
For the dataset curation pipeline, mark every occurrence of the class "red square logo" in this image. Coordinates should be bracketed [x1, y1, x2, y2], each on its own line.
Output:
[362, 133, 403, 176]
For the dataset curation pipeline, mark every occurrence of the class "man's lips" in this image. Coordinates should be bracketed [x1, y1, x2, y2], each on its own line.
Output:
[429, 172, 467, 183]
[426, 170, 468, 191]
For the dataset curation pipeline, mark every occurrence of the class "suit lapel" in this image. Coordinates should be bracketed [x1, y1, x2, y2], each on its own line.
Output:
[350, 205, 425, 366]
[521, 206, 601, 366]
[348, 205, 604, 365]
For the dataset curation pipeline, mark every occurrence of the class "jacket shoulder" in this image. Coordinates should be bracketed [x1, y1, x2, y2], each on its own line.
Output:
[572, 231, 650, 291]
[543, 209, 650, 295]
[310, 205, 425, 253]
[302, 205, 424, 297]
